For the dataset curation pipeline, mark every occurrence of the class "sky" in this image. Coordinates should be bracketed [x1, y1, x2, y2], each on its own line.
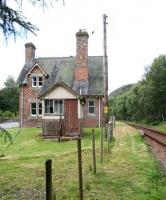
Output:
[1, 0, 166, 93]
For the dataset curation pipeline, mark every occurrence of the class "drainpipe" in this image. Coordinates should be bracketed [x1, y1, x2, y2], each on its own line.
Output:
[20, 85, 24, 128]
[99, 98, 101, 127]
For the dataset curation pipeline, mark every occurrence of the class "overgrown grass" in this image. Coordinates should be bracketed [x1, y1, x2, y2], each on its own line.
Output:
[152, 122, 166, 133]
[0, 123, 166, 199]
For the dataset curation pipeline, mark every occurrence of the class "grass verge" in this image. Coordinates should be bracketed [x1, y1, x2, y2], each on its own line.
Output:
[0, 123, 166, 199]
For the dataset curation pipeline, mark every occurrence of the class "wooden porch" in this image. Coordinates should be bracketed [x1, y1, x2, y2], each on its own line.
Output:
[42, 118, 81, 139]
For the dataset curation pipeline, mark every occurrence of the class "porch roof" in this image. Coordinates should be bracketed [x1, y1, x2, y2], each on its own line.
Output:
[38, 80, 82, 99]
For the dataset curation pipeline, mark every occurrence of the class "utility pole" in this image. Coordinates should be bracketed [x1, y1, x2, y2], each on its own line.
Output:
[103, 14, 109, 124]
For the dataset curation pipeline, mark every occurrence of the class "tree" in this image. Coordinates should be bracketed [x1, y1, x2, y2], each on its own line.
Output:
[0, 75, 19, 114]
[109, 54, 166, 123]
[146, 55, 166, 121]
[0, 0, 59, 40]
[4, 75, 16, 88]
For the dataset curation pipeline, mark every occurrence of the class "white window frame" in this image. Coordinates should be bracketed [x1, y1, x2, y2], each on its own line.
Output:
[31, 102, 37, 116]
[32, 76, 37, 87]
[30, 102, 42, 116]
[32, 76, 43, 87]
[44, 99, 64, 115]
[88, 100, 95, 115]
[38, 77, 43, 87]
[38, 102, 42, 116]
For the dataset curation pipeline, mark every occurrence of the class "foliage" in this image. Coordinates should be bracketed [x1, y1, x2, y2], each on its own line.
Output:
[0, 127, 13, 144]
[148, 162, 165, 190]
[109, 55, 166, 122]
[0, 0, 60, 40]
[0, 75, 19, 115]
[2, 111, 14, 118]
[0, 110, 3, 117]
[0, 0, 38, 39]
[0, 127, 21, 157]
[0, 126, 13, 157]
[109, 83, 134, 98]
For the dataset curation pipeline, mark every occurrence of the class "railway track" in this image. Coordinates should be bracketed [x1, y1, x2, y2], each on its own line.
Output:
[127, 123, 166, 173]
[127, 123, 166, 146]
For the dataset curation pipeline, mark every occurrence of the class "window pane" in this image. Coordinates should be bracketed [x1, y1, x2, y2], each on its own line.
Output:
[32, 109, 36, 115]
[45, 99, 64, 115]
[88, 100, 95, 114]
[89, 101, 94, 106]
[54, 100, 58, 113]
[45, 100, 49, 113]
[38, 103, 42, 115]
[32, 77, 37, 86]
[31, 103, 36, 109]
[59, 100, 63, 114]
[31, 103, 36, 115]
[45, 100, 49, 107]
[38, 77, 43, 86]
[50, 100, 53, 113]
[89, 107, 95, 114]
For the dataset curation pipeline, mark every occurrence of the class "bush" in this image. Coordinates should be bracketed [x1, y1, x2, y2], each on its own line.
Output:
[0, 110, 3, 118]
[3, 111, 14, 118]
[150, 121, 160, 126]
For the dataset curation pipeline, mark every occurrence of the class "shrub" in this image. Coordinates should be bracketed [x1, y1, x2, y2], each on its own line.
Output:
[0, 110, 3, 118]
[150, 121, 160, 126]
[3, 111, 14, 118]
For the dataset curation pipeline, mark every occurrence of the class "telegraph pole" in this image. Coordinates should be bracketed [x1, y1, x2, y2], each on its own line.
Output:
[103, 14, 109, 124]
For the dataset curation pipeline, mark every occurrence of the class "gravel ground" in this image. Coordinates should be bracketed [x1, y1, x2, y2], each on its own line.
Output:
[0, 121, 19, 129]
[145, 136, 166, 174]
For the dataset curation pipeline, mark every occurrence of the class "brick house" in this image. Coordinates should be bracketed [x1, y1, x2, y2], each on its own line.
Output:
[17, 30, 105, 136]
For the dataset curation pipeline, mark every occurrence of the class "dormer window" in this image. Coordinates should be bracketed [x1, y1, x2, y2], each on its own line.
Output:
[32, 76, 43, 87]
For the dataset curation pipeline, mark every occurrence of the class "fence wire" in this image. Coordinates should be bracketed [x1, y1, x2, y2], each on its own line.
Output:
[0, 127, 113, 200]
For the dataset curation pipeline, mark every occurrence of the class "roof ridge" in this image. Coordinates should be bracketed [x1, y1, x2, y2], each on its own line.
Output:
[35, 55, 103, 59]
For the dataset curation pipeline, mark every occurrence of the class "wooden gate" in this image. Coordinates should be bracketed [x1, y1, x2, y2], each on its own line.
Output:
[65, 99, 80, 135]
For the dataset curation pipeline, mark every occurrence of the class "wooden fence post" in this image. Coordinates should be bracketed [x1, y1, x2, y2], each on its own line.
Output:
[77, 138, 83, 200]
[92, 129, 96, 174]
[46, 159, 52, 200]
[101, 126, 104, 163]
[110, 123, 113, 141]
[107, 125, 110, 152]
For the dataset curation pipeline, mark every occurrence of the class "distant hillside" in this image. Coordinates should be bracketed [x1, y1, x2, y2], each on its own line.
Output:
[109, 84, 134, 98]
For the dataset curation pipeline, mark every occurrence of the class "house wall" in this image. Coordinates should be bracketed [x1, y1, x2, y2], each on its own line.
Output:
[42, 85, 81, 119]
[19, 66, 46, 127]
[83, 97, 104, 127]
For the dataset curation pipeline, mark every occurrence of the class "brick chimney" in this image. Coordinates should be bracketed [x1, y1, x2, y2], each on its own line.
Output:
[75, 29, 89, 81]
[25, 42, 36, 62]
[73, 30, 89, 95]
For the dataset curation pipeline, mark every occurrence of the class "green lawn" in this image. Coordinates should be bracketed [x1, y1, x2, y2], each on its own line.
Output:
[0, 123, 166, 199]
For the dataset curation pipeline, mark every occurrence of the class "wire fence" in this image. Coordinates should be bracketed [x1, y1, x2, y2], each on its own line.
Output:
[0, 123, 115, 200]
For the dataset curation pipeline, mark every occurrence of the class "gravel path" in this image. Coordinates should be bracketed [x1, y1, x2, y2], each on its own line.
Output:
[145, 136, 166, 174]
[0, 121, 19, 129]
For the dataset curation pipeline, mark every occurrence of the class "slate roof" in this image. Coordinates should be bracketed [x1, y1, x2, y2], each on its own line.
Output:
[17, 56, 104, 96]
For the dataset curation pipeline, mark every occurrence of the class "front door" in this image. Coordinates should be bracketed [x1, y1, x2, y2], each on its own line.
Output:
[65, 99, 80, 134]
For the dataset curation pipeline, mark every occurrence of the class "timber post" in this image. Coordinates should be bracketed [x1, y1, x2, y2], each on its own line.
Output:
[92, 129, 96, 174]
[45, 159, 52, 200]
[77, 138, 83, 200]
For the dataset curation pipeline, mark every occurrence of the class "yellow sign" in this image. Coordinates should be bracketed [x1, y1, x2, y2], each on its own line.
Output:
[104, 106, 109, 113]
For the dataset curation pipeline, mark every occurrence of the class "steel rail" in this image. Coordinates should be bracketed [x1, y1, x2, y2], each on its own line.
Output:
[127, 123, 166, 147]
